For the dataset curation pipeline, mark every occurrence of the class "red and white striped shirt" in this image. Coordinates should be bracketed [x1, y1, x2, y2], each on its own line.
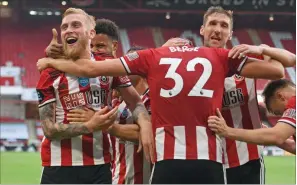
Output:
[111, 89, 151, 184]
[221, 75, 263, 168]
[36, 61, 131, 166]
[120, 47, 247, 163]
[279, 96, 296, 141]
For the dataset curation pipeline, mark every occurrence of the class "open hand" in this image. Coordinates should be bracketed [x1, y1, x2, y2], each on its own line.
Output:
[84, 106, 118, 132]
[229, 44, 264, 59]
[67, 107, 95, 124]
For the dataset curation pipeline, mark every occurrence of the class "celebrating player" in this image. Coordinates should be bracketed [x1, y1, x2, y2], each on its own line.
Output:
[36, 28, 289, 183]
[37, 8, 152, 184]
[198, 6, 296, 184]
[208, 79, 296, 151]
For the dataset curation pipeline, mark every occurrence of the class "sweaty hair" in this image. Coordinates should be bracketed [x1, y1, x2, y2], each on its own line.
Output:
[95, 19, 119, 41]
[63, 8, 96, 29]
[262, 79, 295, 112]
[203, 6, 233, 30]
[127, 45, 147, 53]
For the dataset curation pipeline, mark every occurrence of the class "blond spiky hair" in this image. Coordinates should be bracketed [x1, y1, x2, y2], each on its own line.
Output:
[63, 8, 96, 29]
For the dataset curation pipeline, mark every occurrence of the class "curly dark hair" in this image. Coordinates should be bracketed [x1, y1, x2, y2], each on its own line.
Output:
[95, 18, 119, 41]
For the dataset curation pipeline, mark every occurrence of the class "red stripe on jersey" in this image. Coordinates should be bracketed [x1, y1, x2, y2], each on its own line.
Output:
[133, 146, 143, 184]
[236, 80, 258, 161]
[102, 132, 111, 163]
[59, 75, 72, 166]
[207, 129, 217, 161]
[185, 126, 197, 159]
[163, 127, 175, 159]
[223, 110, 240, 166]
[79, 81, 95, 166]
[41, 138, 51, 166]
[118, 144, 127, 184]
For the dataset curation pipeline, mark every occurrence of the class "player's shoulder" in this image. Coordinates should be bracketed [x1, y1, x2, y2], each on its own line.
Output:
[40, 68, 61, 79]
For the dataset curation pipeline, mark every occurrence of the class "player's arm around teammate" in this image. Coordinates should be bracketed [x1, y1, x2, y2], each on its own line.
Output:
[66, 107, 140, 142]
[208, 79, 296, 151]
[39, 103, 118, 140]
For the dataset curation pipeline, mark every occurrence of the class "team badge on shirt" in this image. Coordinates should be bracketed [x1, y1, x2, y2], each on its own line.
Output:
[234, 74, 244, 81]
[99, 76, 110, 86]
[78, 77, 89, 87]
[120, 108, 129, 120]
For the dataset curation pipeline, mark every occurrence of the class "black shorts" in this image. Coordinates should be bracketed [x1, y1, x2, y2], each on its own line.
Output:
[226, 157, 265, 184]
[40, 163, 111, 184]
[150, 159, 225, 184]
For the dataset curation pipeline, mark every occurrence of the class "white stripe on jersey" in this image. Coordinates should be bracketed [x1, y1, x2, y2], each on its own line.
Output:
[196, 126, 209, 160]
[155, 127, 165, 161]
[174, 126, 186, 159]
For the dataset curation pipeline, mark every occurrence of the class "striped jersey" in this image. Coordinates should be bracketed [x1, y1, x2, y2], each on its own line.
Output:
[36, 56, 131, 166]
[111, 89, 151, 184]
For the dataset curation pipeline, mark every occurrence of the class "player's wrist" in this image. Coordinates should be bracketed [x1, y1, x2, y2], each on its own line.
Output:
[83, 121, 94, 133]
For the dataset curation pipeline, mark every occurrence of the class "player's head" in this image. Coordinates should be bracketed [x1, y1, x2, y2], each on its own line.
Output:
[127, 45, 147, 87]
[61, 8, 96, 59]
[262, 79, 296, 116]
[200, 6, 233, 48]
[92, 19, 119, 56]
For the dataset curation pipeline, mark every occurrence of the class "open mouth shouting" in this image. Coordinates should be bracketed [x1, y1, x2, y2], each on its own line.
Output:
[66, 37, 78, 46]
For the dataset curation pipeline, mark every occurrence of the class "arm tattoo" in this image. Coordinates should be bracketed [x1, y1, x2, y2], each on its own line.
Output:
[39, 103, 90, 140]
[132, 102, 151, 123]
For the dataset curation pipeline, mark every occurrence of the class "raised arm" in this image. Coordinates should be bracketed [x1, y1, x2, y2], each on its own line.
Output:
[37, 57, 127, 78]
[229, 44, 296, 67]
[240, 57, 285, 80]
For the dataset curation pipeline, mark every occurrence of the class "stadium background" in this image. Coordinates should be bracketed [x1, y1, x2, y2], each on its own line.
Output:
[0, 0, 295, 184]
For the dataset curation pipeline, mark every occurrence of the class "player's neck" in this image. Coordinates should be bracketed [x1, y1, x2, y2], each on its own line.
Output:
[79, 49, 92, 60]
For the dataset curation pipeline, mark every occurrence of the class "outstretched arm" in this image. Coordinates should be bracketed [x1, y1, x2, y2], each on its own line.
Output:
[208, 109, 295, 146]
[37, 57, 127, 78]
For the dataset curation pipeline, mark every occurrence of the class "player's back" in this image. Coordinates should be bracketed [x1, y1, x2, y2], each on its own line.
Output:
[121, 45, 246, 162]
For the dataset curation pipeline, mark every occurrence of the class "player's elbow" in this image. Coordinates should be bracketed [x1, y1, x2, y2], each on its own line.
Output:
[287, 54, 296, 67]
[269, 67, 285, 80]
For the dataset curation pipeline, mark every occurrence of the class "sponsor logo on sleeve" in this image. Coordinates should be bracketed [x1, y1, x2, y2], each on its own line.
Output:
[283, 108, 296, 120]
[126, 52, 139, 61]
[36, 90, 44, 102]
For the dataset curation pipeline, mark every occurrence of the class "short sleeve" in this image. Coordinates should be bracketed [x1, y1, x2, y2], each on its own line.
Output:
[216, 48, 248, 76]
[36, 68, 60, 108]
[120, 49, 154, 76]
[112, 76, 132, 88]
[278, 97, 296, 128]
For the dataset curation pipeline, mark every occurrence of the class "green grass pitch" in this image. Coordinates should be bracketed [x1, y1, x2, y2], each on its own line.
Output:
[0, 152, 295, 184]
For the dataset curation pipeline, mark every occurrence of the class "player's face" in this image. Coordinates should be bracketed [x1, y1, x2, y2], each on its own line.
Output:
[61, 14, 94, 59]
[269, 97, 286, 116]
[91, 34, 117, 56]
[200, 13, 233, 48]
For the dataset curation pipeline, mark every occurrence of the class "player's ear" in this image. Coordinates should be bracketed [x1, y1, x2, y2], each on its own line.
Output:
[229, 30, 233, 40]
[112, 41, 118, 53]
[200, 25, 204, 36]
[89, 29, 96, 39]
